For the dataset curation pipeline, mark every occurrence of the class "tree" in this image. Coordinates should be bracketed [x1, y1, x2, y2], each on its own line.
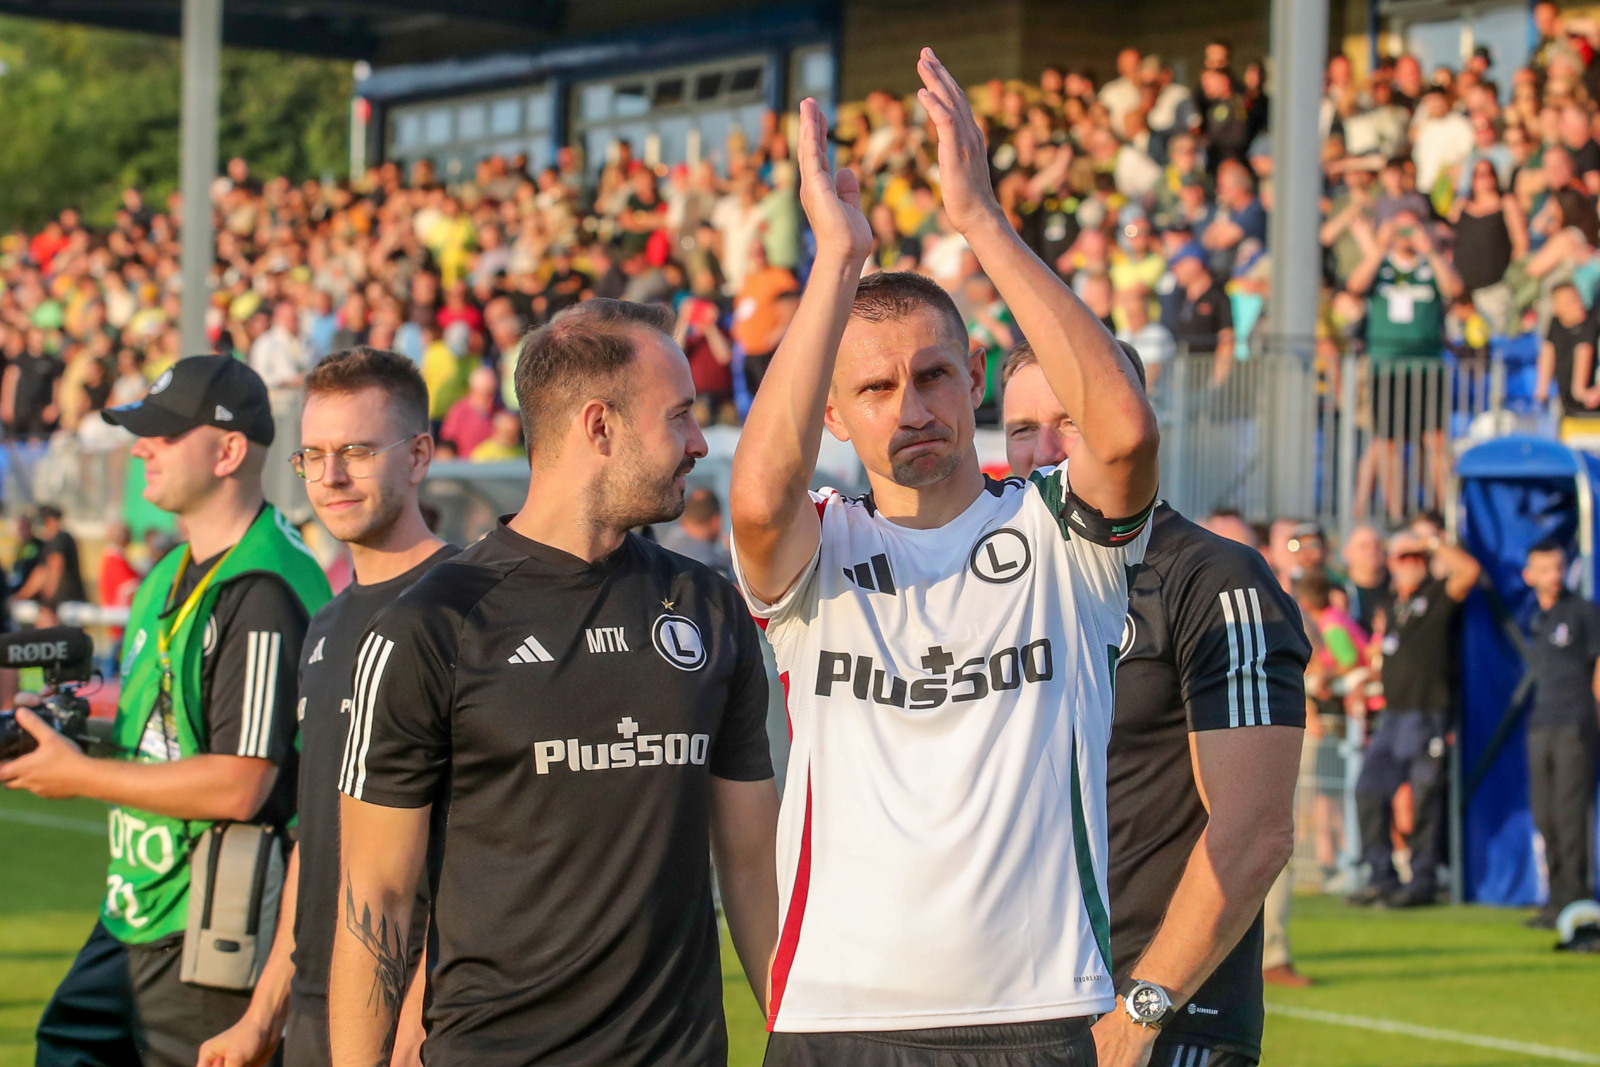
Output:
[0, 16, 349, 231]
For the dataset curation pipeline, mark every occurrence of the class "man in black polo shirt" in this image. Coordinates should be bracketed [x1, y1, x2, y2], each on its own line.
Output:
[16, 504, 87, 619]
[197, 347, 454, 1067]
[1001, 342, 1308, 1067]
[328, 300, 778, 1066]
[1350, 529, 1480, 907]
[1521, 539, 1600, 928]
[1165, 243, 1235, 386]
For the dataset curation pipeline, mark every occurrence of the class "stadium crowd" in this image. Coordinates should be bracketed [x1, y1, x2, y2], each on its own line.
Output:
[0, 0, 1591, 900]
[5, 3, 1600, 473]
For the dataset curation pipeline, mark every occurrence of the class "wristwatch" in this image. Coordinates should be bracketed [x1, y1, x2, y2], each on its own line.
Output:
[1116, 978, 1175, 1030]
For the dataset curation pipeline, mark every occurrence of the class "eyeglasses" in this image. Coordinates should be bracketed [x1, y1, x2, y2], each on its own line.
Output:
[290, 435, 421, 482]
[1391, 551, 1429, 564]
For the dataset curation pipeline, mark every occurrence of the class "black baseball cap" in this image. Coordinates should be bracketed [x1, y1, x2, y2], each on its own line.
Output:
[101, 355, 275, 446]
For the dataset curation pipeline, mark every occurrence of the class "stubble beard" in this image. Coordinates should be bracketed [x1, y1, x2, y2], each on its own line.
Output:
[594, 446, 690, 532]
[324, 484, 408, 549]
[890, 444, 962, 488]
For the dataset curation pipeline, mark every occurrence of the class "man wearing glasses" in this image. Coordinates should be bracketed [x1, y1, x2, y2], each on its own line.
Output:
[198, 347, 456, 1066]
[1349, 529, 1480, 908]
[8, 355, 330, 1067]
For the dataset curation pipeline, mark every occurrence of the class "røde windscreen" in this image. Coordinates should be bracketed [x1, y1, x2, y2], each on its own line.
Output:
[0, 627, 95, 671]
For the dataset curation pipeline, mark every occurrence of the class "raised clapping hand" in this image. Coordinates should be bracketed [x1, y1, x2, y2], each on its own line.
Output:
[916, 47, 1004, 235]
[796, 97, 873, 263]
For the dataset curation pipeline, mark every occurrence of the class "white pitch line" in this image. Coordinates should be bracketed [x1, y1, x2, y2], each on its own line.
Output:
[1266, 1003, 1600, 1064]
[0, 808, 105, 835]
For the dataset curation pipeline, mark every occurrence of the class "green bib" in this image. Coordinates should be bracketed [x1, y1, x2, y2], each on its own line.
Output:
[101, 506, 330, 943]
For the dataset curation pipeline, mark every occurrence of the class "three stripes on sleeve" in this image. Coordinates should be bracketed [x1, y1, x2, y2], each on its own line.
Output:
[1217, 588, 1274, 728]
[237, 631, 284, 759]
[340, 632, 395, 800]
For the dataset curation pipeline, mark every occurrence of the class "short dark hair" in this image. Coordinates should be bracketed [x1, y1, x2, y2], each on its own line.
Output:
[1293, 571, 1334, 612]
[514, 298, 674, 456]
[850, 271, 966, 352]
[36, 504, 61, 524]
[1528, 537, 1568, 562]
[1000, 338, 1147, 391]
[682, 486, 721, 524]
[305, 347, 430, 434]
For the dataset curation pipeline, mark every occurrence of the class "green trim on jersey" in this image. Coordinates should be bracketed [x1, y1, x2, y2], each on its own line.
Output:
[1070, 734, 1113, 977]
[102, 505, 331, 944]
[1028, 468, 1071, 540]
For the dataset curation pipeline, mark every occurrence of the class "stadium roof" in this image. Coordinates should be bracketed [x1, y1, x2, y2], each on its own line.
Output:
[0, 1, 565, 62]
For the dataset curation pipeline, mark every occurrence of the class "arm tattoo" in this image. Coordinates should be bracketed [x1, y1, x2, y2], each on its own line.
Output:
[344, 873, 408, 1065]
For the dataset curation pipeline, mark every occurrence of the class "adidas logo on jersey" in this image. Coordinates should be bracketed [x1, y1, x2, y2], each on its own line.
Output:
[842, 553, 896, 594]
[533, 715, 710, 774]
[307, 636, 326, 664]
[815, 640, 1054, 709]
[585, 626, 630, 653]
[508, 634, 555, 664]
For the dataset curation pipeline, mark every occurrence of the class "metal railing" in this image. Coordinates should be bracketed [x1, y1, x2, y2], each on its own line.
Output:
[1156, 344, 1529, 532]
[1290, 723, 1367, 893]
[1157, 345, 1321, 523]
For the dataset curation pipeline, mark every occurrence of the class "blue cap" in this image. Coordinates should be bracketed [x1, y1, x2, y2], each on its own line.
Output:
[1170, 243, 1206, 266]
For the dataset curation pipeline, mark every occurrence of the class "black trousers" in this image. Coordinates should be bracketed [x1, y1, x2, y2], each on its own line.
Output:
[1355, 710, 1448, 896]
[36, 923, 257, 1067]
[764, 1018, 1095, 1067]
[1528, 721, 1600, 914]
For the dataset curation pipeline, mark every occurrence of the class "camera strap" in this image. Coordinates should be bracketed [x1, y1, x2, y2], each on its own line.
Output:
[151, 543, 239, 762]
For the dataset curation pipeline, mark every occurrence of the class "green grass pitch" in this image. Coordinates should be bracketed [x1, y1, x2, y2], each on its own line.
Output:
[4, 788, 1597, 1066]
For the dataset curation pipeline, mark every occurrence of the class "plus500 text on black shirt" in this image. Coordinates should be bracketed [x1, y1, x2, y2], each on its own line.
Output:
[290, 544, 459, 1027]
[339, 523, 773, 1066]
[1107, 505, 1309, 1060]
[1527, 590, 1600, 730]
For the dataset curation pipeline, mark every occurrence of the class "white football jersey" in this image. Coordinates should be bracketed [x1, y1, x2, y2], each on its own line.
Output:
[734, 468, 1152, 1033]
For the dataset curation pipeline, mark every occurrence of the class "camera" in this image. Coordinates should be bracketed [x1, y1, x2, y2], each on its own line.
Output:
[0, 627, 96, 762]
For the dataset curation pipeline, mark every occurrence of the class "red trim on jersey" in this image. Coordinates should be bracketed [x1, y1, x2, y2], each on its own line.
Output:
[779, 670, 793, 740]
[766, 775, 812, 1030]
[745, 498, 825, 630]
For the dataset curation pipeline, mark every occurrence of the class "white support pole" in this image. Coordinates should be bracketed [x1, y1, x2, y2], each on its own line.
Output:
[351, 61, 372, 179]
[179, 0, 222, 356]
[1267, 0, 1328, 517]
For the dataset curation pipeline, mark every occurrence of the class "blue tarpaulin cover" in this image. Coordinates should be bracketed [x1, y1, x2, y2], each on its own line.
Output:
[1456, 436, 1600, 905]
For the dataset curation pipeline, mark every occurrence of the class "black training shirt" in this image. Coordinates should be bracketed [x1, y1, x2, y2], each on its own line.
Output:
[1547, 315, 1600, 416]
[1168, 281, 1234, 354]
[340, 523, 772, 1066]
[138, 547, 310, 828]
[1107, 505, 1309, 1060]
[289, 544, 458, 1021]
[1526, 591, 1600, 730]
[40, 529, 86, 606]
[1377, 575, 1460, 714]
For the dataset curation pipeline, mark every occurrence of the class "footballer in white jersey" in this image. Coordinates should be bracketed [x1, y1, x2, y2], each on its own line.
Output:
[734, 471, 1151, 1030]
[731, 49, 1159, 1066]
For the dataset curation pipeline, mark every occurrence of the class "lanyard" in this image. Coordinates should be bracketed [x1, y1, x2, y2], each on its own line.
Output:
[151, 544, 237, 759]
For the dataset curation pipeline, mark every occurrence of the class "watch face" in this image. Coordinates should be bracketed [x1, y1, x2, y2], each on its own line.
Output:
[1129, 985, 1166, 1020]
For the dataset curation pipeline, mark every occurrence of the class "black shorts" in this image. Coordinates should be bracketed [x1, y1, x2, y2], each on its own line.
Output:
[1367, 360, 1447, 440]
[763, 1017, 1094, 1067]
[1150, 1038, 1258, 1067]
[284, 994, 332, 1067]
[36, 923, 259, 1067]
